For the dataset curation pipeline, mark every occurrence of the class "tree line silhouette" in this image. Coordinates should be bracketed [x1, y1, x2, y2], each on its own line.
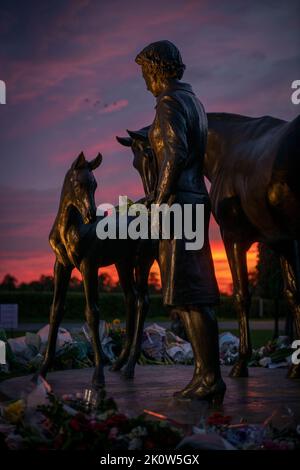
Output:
[0, 243, 284, 299]
[0, 271, 162, 294]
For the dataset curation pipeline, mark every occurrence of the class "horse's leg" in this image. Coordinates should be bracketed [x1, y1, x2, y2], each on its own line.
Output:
[223, 235, 252, 377]
[284, 306, 294, 342]
[110, 260, 137, 372]
[272, 299, 280, 340]
[280, 242, 300, 378]
[122, 244, 155, 379]
[81, 260, 105, 389]
[36, 259, 72, 380]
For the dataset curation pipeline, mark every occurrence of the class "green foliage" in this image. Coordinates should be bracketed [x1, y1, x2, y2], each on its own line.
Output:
[0, 274, 17, 291]
[0, 291, 289, 322]
[0, 291, 166, 322]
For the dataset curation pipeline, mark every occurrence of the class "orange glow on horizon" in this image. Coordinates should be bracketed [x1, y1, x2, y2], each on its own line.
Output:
[1, 242, 258, 295]
[99, 241, 258, 295]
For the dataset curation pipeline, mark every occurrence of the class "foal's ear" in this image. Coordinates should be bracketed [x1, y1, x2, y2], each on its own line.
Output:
[88, 153, 103, 170]
[116, 136, 133, 147]
[71, 152, 86, 170]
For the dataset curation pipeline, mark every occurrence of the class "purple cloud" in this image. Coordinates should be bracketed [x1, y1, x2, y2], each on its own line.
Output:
[0, 0, 299, 287]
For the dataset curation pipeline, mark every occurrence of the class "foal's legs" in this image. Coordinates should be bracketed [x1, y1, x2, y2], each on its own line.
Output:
[37, 259, 72, 379]
[110, 260, 137, 372]
[81, 260, 105, 389]
[223, 235, 252, 377]
[122, 245, 155, 378]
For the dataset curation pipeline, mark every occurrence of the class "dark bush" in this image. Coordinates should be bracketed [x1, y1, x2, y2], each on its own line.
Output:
[0, 291, 165, 322]
[0, 291, 289, 323]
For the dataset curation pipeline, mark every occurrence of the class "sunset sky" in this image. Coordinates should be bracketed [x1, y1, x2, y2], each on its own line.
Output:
[0, 0, 299, 293]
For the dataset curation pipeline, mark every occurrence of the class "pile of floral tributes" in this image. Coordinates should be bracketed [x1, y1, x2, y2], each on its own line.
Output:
[0, 321, 294, 379]
[0, 379, 182, 451]
[0, 321, 119, 377]
[218, 332, 293, 368]
[0, 379, 299, 450]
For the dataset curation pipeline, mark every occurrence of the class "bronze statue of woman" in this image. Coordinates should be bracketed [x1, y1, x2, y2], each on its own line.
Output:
[135, 40, 226, 404]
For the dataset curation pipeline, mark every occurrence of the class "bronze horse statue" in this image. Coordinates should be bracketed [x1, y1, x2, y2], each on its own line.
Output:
[116, 111, 300, 379]
[36, 151, 145, 388]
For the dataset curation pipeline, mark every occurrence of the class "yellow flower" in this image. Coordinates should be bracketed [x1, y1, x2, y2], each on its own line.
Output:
[4, 400, 25, 424]
[112, 319, 121, 326]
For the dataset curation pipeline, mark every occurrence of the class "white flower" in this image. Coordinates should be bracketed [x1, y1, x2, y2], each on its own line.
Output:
[128, 437, 143, 450]
[128, 426, 148, 438]
[96, 411, 109, 421]
[5, 432, 25, 450]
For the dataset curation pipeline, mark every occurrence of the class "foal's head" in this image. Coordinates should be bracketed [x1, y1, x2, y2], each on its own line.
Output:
[63, 152, 102, 224]
[116, 126, 156, 197]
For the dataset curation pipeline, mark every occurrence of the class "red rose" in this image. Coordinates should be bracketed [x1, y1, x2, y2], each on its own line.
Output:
[69, 417, 81, 432]
[105, 414, 128, 427]
[69, 413, 90, 432]
[206, 412, 232, 426]
[144, 438, 156, 449]
[90, 422, 107, 433]
[108, 427, 119, 440]
[53, 434, 65, 449]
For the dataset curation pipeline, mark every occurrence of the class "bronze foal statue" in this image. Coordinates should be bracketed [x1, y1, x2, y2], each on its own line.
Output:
[117, 111, 300, 380]
[36, 152, 141, 389]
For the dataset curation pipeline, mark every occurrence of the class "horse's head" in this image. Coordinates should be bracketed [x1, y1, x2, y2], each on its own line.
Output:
[64, 152, 102, 224]
[116, 126, 157, 197]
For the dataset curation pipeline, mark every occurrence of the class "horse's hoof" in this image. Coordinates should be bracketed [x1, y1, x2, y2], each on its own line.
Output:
[110, 362, 122, 372]
[229, 361, 249, 378]
[31, 372, 41, 384]
[92, 381, 105, 391]
[31, 368, 47, 384]
[92, 368, 105, 389]
[92, 376, 105, 390]
[287, 363, 300, 379]
[122, 366, 135, 379]
[110, 353, 129, 372]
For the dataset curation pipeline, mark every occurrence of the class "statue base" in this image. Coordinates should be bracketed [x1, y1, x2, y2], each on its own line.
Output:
[1, 365, 300, 424]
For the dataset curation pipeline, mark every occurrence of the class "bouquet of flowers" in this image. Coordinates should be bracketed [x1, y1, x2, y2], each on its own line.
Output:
[199, 411, 300, 450]
[0, 388, 183, 451]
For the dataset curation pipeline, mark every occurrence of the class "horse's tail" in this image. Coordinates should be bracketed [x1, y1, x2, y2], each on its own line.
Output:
[274, 114, 300, 196]
[267, 115, 300, 236]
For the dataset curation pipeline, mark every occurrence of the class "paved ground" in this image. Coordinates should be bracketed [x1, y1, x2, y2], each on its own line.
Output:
[1, 366, 299, 425]
[15, 319, 283, 332]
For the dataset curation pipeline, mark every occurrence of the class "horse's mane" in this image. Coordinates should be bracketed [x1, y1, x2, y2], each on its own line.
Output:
[207, 112, 286, 126]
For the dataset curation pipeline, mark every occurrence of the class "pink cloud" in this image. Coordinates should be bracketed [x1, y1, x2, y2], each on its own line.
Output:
[3, 1, 215, 107]
[1, 0, 295, 292]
